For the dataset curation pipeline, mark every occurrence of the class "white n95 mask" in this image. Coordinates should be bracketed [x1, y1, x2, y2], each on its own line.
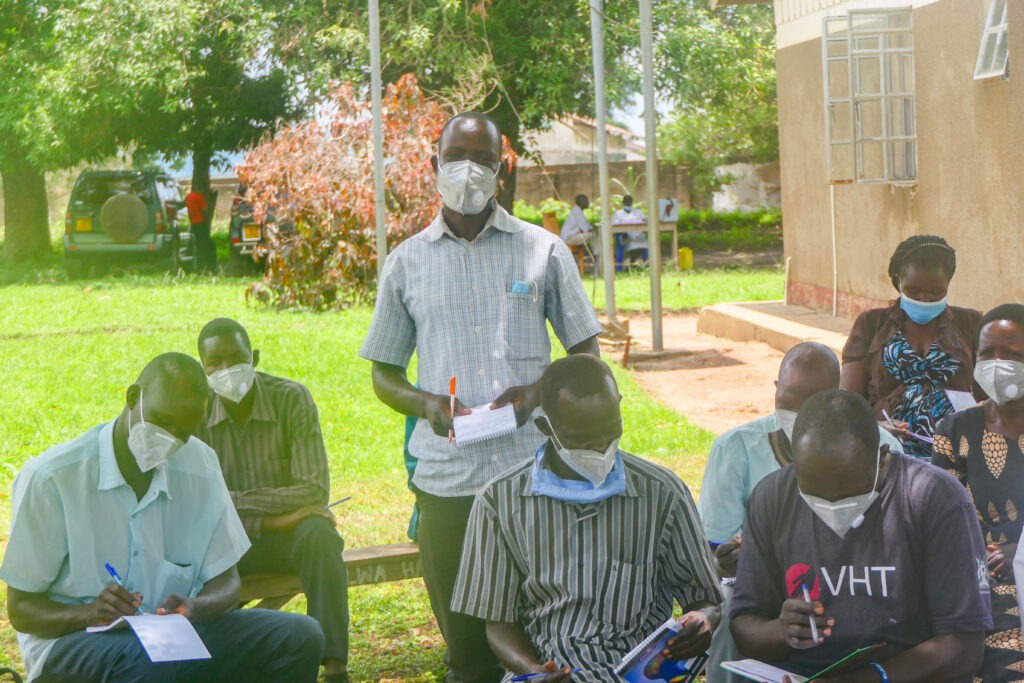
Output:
[546, 421, 621, 486]
[127, 390, 184, 472]
[799, 447, 881, 538]
[974, 359, 1024, 406]
[775, 409, 798, 440]
[436, 159, 499, 215]
[208, 363, 256, 404]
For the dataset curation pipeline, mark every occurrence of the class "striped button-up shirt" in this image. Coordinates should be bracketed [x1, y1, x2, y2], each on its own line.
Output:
[197, 372, 330, 540]
[359, 205, 604, 497]
[451, 451, 723, 682]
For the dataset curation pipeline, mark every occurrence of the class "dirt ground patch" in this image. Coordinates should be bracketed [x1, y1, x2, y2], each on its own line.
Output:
[604, 312, 786, 436]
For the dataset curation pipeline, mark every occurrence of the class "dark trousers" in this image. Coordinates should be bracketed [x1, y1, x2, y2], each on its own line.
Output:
[190, 220, 216, 272]
[39, 608, 324, 683]
[238, 517, 349, 664]
[415, 488, 503, 683]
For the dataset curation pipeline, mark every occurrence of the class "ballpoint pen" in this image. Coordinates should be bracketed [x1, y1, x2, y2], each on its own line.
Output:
[327, 496, 352, 508]
[104, 562, 143, 615]
[802, 583, 820, 644]
[448, 376, 457, 444]
[510, 669, 581, 681]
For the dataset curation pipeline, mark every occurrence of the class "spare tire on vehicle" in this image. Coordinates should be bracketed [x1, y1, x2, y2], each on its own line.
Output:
[100, 193, 149, 243]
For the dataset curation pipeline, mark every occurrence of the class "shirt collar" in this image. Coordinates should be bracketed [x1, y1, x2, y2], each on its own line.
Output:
[522, 441, 638, 498]
[96, 420, 172, 501]
[206, 373, 275, 428]
[422, 202, 521, 243]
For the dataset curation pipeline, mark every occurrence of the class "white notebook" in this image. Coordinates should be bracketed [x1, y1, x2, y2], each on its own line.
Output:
[721, 659, 806, 683]
[453, 404, 518, 445]
[87, 613, 212, 662]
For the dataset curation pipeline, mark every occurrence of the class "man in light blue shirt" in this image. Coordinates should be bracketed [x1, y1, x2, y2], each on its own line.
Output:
[0, 353, 324, 682]
[697, 342, 902, 682]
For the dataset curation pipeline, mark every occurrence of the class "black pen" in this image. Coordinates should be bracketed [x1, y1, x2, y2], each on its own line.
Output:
[327, 496, 352, 509]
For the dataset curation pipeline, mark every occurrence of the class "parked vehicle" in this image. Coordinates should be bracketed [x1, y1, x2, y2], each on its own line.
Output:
[63, 170, 194, 277]
[228, 184, 268, 273]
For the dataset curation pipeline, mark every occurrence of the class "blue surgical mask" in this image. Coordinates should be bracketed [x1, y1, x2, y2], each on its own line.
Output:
[900, 292, 947, 325]
[530, 444, 626, 503]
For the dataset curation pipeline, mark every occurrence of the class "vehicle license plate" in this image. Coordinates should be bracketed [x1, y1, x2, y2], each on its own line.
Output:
[76, 217, 92, 232]
[243, 224, 261, 241]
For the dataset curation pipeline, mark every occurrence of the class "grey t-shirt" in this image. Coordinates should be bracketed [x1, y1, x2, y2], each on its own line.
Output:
[731, 453, 992, 676]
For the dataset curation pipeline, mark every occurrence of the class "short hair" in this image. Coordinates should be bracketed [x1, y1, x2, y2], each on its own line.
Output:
[979, 304, 1024, 349]
[780, 342, 840, 385]
[136, 352, 208, 396]
[887, 235, 956, 291]
[438, 112, 502, 155]
[198, 318, 251, 354]
[792, 390, 879, 454]
[575, 194, 588, 207]
[622, 195, 634, 206]
[540, 355, 618, 419]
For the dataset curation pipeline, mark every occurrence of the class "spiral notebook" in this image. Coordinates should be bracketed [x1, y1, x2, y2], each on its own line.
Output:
[453, 404, 518, 445]
[615, 617, 707, 683]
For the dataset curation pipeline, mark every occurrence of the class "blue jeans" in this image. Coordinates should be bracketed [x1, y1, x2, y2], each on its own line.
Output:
[37, 608, 324, 683]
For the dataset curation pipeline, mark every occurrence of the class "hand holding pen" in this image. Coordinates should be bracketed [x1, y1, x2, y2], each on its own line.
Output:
[510, 662, 580, 682]
[88, 563, 143, 625]
[779, 585, 832, 650]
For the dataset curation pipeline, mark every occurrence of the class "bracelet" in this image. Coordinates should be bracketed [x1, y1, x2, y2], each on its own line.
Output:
[870, 662, 889, 683]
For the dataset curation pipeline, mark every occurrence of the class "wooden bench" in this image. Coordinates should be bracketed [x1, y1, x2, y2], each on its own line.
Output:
[238, 542, 422, 610]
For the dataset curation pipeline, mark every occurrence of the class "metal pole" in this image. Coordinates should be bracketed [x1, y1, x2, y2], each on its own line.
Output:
[590, 0, 616, 323]
[369, 0, 388, 276]
[639, 0, 663, 350]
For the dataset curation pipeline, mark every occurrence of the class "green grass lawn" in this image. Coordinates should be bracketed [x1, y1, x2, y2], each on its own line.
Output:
[0, 264, 783, 680]
[586, 265, 783, 312]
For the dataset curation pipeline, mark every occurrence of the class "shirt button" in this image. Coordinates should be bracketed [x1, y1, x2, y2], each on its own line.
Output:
[474, 326, 481, 333]
[133, 551, 139, 557]
[478, 369, 485, 376]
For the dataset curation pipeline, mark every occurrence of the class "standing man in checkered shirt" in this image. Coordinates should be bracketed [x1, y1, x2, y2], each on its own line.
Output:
[359, 111, 603, 683]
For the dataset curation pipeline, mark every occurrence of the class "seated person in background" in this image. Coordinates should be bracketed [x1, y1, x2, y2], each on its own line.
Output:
[731, 390, 991, 682]
[841, 235, 981, 458]
[196, 318, 349, 683]
[933, 303, 1024, 681]
[698, 343, 903, 683]
[611, 195, 647, 264]
[452, 355, 722, 682]
[560, 194, 594, 248]
[0, 353, 323, 683]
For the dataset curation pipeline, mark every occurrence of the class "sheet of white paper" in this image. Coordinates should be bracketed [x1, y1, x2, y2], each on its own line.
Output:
[86, 616, 128, 633]
[945, 389, 978, 412]
[88, 614, 211, 662]
[721, 659, 805, 683]
[453, 404, 517, 446]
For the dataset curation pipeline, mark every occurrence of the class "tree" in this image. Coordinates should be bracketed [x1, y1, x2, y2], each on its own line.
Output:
[238, 74, 447, 310]
[655, 2, 777, 204]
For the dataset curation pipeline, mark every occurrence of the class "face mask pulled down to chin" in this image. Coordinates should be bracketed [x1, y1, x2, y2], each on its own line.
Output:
[799, 448, 882, 539]
[436, 159, 499, 215]
[775, 409, 798, 440]
[544, 418, 621, 486]
[127, 389, 185, 472]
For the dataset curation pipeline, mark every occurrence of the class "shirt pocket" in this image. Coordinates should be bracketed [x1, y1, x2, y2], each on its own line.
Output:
[504, 288, 547, 360]
[155, 560, 197, 601]
[600, 558, 654, 627]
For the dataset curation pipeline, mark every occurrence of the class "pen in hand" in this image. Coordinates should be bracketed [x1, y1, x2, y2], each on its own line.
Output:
[510, 669, 581, 681]
[105, 562, 143, 615]
[448, 376, 457, 444]
[802, 583, 819, 644]
[327, 496, 352, 509]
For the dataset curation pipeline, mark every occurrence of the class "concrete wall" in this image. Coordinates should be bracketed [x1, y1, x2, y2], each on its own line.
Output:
[516, 160, 692, 210]
[779, 0, 1024, 318]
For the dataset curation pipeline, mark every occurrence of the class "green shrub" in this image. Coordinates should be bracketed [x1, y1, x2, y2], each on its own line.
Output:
[512, 199, 545, 226]
[677, 209, 782, 252]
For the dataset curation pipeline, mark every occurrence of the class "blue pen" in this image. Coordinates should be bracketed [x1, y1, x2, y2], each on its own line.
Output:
[511, 669, 582, 681]
[105, 563, 142, 615]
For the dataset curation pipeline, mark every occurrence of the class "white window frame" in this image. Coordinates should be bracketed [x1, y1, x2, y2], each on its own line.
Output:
[823, 8, 917, 186]
[974, 0, 1009, 81]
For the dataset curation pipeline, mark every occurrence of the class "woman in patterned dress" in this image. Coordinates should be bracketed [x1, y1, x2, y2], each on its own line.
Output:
[933, 304, 1024, 681]
[842, 235, 981, 458]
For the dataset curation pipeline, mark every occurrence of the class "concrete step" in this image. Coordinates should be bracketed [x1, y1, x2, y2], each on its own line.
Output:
[697, 301, 853, 355]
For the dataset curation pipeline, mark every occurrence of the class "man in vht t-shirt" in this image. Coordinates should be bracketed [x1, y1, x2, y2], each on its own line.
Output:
[730, 390, 992, 682]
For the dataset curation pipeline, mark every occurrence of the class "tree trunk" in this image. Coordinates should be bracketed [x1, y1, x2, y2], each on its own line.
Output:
[491, 103, 520, 211]
[1, 161, 51, 264]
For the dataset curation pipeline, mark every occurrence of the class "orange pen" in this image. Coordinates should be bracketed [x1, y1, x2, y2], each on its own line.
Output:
[448, 376, 457, 444]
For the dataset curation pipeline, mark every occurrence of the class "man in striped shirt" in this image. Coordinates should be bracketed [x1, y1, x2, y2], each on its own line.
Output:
[361, 111, 603, 683]
[196, 318, 349, 683]
[452, 355, 722, 682]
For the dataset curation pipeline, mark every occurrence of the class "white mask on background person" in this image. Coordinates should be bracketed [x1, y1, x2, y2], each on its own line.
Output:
[127, 389, 184, 472]
[799, 447, 881, 539]
[974, 359, 1024, 405]
[436, 159, 499, 215]
[208, 362, 256, 403]
[775, 409, 798, 440]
